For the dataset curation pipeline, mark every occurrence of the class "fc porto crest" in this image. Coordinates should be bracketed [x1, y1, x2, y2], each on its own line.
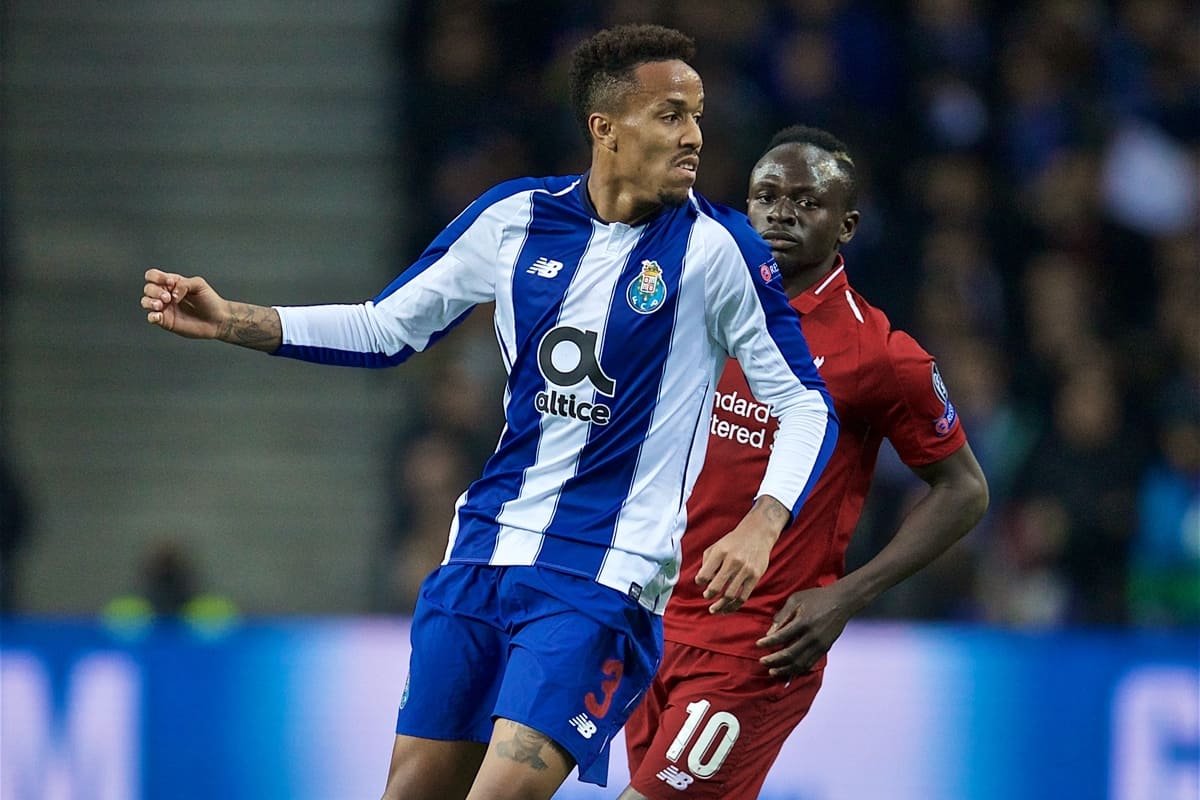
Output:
[627, 259, 667, 314]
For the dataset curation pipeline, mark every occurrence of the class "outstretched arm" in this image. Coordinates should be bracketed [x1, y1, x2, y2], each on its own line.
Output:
[141, 268, 281, 352]
[757, 443, 989, 679]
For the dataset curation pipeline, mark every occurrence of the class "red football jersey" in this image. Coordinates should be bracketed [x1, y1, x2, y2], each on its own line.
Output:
[663, 261, 967, 659]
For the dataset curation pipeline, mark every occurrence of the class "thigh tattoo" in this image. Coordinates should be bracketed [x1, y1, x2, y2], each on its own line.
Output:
[494, 721, 568, 771]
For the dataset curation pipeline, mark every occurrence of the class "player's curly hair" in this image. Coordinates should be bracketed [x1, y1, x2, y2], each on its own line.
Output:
[568, 24, 697, 144]
[761, 125, 859, 209]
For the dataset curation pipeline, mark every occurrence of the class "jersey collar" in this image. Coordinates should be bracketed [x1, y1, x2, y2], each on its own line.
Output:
[790, 255, 848, 315]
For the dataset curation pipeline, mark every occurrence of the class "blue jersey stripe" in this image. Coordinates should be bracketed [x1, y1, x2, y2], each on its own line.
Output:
[273, 306, 475, 367]
[274, 342, 415, 367]
[793, 413, 840, 510]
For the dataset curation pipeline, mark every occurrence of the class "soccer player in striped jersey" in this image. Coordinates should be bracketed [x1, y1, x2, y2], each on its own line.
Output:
[620, 127, 990, 799]
[141, 26, 838, 800]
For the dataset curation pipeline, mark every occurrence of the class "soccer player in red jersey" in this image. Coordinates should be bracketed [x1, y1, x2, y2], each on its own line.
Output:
[620, 126, 990, 799]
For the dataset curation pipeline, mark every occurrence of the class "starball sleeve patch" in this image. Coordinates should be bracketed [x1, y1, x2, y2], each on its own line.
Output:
[931, 361, 958, 437]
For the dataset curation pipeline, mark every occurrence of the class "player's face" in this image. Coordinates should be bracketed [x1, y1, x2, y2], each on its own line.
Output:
[609, 60, 704, 208]
[747, 143, 856, 278]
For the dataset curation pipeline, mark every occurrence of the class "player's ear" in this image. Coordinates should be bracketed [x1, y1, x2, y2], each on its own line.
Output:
[839, 210, 861, 245]
[589, 113, 617, 152]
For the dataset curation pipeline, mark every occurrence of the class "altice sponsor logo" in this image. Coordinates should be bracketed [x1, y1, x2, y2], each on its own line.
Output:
[535, 326, 616, 425]
[534, 388, 611, 425]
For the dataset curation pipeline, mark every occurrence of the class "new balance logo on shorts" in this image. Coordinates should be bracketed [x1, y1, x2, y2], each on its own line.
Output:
[527, 257, 564, 278]
[568, 713, 597, 739]
[656, 765, 695, 790]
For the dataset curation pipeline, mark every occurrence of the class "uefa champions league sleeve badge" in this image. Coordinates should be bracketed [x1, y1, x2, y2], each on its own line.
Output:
[931, 361, 958, 436]
[626, 260, 667, 314]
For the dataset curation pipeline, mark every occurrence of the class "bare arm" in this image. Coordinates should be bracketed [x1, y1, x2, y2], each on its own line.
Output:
[141, 268, 282, 352]
[695, 494, 791, 614]
[214, 301, 282, 351]
[757, 443, 989, 678]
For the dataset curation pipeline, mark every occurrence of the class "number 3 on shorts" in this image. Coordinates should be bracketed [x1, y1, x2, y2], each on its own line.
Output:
[664, 699, 741, 778]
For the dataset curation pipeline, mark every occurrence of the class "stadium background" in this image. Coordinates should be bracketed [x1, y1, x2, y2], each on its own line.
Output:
[1, 1, 1196, 798]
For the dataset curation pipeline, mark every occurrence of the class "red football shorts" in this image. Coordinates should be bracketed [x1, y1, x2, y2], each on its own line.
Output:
[625, 640, 823, 799]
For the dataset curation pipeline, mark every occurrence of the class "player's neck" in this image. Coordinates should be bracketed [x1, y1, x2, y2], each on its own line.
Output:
[585, 170, 661, 226]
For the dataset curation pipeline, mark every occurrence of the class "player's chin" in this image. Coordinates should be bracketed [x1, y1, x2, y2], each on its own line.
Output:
[658, 186, 691, 208]
[771, 250, 803, 275]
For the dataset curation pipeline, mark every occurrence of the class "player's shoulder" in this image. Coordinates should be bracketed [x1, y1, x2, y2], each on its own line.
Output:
[441, 174, 582, 241]
[687, 191, 773, 267]
[820, 282, 933, 368]
[474, 174, 582, 208]
[812, 281, 890, 339]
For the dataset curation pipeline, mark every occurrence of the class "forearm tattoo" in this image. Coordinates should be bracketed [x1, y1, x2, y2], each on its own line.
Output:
[217, 302, 281, 352]
[493, 722, 552, 770]
[754, 495, 791, 530]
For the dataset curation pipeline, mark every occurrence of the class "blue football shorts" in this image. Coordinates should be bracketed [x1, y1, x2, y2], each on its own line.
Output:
[395, 563, 663, 786]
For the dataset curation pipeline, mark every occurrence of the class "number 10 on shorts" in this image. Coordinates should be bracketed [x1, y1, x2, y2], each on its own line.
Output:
[664, 699, 741, 779]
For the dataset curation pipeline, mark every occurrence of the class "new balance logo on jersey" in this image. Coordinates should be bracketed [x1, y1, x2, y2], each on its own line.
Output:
[568, 713, 597, 739]
[527, 257, 564, 278]
[657, 765, 695, 791]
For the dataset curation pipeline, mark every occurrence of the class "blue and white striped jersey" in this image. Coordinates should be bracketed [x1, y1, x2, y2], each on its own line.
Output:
[274, 175, 837, 612]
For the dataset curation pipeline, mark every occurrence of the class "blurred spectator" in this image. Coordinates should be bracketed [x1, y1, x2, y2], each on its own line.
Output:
[936, 335, 1038, 507]
[102, 538, 239, 633]
[978, 495, 1073, 626]
[380, 426, 480, 613]
[1103, 0, 1200, 136]
[996, 28, 1081, 187]
[374, 315, 506, 612]
[1153, 234, 1200, 382]
[0, 454, 31, 612]
[1099, 119, 1198, 236]
[907, 0, 992, 151]
[1130, 379, 1200, 626]
[1008, 346, 1148, 624]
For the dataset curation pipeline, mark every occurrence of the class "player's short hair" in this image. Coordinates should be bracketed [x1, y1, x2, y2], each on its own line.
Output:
[761, 125, 859, 209]
[568, 24, 697, 144]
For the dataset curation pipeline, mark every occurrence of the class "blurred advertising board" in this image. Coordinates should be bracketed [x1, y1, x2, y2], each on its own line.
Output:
[1, 619, 1196, 800]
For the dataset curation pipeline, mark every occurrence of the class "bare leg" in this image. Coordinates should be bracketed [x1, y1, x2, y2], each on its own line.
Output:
[465, 718, 576, 800]
[616, 787, 651, 800]
[379, 733, 487, 800]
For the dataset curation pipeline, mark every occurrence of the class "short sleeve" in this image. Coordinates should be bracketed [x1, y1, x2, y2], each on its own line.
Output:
[867, 329, 967, 467]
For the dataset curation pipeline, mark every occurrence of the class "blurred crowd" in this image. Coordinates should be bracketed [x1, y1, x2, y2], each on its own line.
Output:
[374, 0, 1199, 628]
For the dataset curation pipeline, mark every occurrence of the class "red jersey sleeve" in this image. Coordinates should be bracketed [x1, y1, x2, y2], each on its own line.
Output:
[862, 328, 967, 467]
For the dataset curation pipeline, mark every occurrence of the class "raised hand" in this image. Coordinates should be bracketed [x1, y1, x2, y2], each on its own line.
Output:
[141, 268, 282, 351]
[141, 268, 229, 339]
